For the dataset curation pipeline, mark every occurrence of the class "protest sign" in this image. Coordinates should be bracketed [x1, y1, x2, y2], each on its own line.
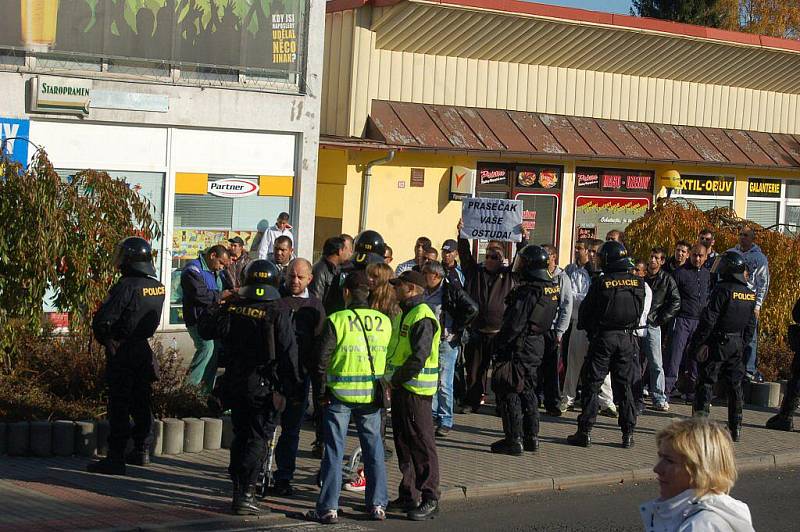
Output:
[460, 198, 523, 242]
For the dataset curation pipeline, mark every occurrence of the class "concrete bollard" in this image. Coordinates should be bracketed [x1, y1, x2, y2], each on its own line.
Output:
[150, 419, 164, 456]
[74, 421, 97, 457]
[29, 421, 53, 457]
[201, 417, 223, 450]
[8, 422, 29, 456]
[0, 423, 6, 455]
[52, 421, 76, 457]
[162, 418, 185, 455]
[96, 420, 110, 456]
[750, 382, 781, 408]
[183, 418, 204, 453]
[221, 415, 234, 449]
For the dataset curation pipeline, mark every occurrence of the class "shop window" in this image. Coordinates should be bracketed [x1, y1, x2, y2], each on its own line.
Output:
[683, 198, 733, 211]
[746, 201, 779, 229]
[787, 182, 800, 199]
[170, 174, 292, 325]
[516, 193, 558, 246]
[786, 206, 800, 236]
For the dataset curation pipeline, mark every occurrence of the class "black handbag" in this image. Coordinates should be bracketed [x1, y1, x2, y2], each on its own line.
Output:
[352, 310, 391, 408]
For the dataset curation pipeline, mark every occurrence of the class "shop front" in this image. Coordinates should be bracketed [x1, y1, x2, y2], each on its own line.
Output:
[572, 167, 654, 243]
[746, 177, 800, 235]
[673, 174, 736, 211]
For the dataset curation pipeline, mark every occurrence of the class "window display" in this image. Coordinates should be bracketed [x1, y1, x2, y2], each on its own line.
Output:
[746, 177, 800, 234]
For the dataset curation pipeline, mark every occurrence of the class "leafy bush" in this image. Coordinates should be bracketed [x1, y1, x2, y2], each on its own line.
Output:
[0, 334, 208, 422]
[625, 199, 800, 380]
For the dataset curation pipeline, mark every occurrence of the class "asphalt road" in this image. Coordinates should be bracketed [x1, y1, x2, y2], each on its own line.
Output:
[188, 466, 799, 531]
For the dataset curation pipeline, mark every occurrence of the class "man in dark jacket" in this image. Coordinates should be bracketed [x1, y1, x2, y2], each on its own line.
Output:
[87, 237, 165, 475]
[182, 244, 233, 393]
[641, 247, 681, 411]
[490, 245, 559, 455]
[310, 236, 348, 312]
[456, 221, 527, 413]
[226, 236, 253, 290]
[663, 243, 711, 404]
[664, 240, 690, 275]
[273, 258, 326, 496]
[198, 260, 300, 515]
[766, 296, 800, 431]
[422, 260, 478, 437]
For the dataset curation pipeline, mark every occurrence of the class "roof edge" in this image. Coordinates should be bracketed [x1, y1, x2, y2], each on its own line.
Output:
[326, 0, 800, 54]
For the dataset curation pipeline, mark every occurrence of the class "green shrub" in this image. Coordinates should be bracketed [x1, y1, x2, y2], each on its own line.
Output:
[626, 199, 800, 380]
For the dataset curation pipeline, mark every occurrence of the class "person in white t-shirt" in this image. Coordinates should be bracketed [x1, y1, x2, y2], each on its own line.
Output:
[257, 212, 293, 260]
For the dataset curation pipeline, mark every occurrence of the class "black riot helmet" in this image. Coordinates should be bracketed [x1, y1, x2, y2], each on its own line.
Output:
[512, 244, 552, 282]
[113, 236, 156, 277]
[239, 260, 281, 301]
[597, 240, 632, 273]
[352, 230, 386, 268]
[711, 250, 747, 284]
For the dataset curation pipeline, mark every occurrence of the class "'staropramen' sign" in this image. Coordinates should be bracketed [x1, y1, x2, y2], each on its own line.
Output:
[460, 198, 523, 242]
[31, 76, 92, 114]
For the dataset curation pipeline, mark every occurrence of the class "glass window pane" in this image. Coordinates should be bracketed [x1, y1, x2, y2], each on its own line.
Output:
[746, 201, 779, 229]
[516, 194, 557, 245]
[573, 195, 650, 242]
[786, 206, 800, 236]
[682, 198, 732, 211]
[787, 182, 800, 199]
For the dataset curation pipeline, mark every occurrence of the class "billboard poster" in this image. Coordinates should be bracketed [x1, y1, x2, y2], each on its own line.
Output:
[3, 0, 305, 73]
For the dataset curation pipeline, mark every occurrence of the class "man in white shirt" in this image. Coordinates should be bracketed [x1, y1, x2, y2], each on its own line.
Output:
[257, 212, 293, 260]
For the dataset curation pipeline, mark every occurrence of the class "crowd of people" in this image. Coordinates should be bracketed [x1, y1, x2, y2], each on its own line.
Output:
[84, 211, 798, 529]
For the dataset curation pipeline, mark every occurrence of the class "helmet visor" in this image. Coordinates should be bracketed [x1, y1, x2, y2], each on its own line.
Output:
[709, 255, 723, 274]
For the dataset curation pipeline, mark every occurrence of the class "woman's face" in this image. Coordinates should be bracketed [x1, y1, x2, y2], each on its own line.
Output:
[653, 441, 692, 500]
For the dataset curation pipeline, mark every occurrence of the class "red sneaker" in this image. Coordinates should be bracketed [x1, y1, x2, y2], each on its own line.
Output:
[344, 467, 366, 492]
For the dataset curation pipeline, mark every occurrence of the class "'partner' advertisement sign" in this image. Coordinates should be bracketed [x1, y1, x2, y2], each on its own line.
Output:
[460, 198, 523, 242]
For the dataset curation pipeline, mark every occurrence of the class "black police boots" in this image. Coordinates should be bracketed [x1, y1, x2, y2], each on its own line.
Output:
[523, 436, 539, 452]
[567, 431, 591, 447]
[490, 437, 524, 455]
[87, 451, 126, 475]
[729, 424, 742, 442]
[125, 447, 150, 466]
[766, 396, 797, 431]
[622, 432, 635, 449]
[231, 479, 262, 516]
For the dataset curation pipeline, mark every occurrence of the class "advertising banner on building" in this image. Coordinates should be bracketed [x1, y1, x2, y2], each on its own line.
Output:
[0, 117, 31, 167]
[574, 195, 650, 241]
[460, 198, 523, 242]
[2, 0, 305, 73]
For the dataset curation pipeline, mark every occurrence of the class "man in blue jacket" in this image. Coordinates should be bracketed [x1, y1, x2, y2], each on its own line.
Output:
[181, 244, 233, 393]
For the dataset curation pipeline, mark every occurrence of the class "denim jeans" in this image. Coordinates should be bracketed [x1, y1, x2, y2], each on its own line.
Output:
[744, 318, 759, 375]
[186, 325, 217, 394]
[642, 325, 666, 405]
[274, 378, 310, 482]
[432, 341, 459, 429]
[317, 399, 388, 513]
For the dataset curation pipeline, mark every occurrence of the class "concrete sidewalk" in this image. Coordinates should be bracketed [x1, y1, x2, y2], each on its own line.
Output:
[2, 403, 799, 531]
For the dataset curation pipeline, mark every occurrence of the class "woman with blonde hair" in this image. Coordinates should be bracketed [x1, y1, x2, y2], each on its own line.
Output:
[366, 262, 401, 319]
[640, 417, 754, 531]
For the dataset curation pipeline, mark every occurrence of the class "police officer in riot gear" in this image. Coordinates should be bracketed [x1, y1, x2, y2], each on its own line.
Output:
[199, 260, 300, 515]
[323, 230, 386, 313]
[87, 237, 165, 475]
[766, 296, 800, 431]
[490, 245, 560, 455]
[691, 251, 757, 441]
[568, 240, 646, 449]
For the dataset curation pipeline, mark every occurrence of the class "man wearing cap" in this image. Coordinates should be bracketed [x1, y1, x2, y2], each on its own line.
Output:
[257, 211, 293, 260]
[227, 236, 253, 290]
[440, 239, 465, 289]
[385, 270, 442, 520]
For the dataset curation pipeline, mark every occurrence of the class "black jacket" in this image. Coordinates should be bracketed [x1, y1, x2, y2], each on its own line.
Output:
[645, 269, 681, 327]
[439, 277, 479, 343]
[278, 293, 327, 388]
[310, 257, 338, 310]
[579, 271, 646, 333]
[673, 263, 712, 319]
[92, 270, 165, 369]
[493, 280, 560, 365]
[198, 297, 300, 399]
[689, 280, 757, 351]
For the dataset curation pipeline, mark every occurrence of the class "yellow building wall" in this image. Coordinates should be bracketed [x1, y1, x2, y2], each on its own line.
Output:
[317, 147, 800, 266]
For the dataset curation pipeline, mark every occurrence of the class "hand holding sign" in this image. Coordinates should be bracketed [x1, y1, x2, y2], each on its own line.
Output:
[460, 198, 524, 242]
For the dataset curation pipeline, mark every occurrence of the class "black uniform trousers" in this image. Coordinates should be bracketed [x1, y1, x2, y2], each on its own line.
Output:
[577, 331, 638, 435]
[391, 387, 440, 503]
[106, 342, 156, 455]
[693, 335, 746, 427]
[464, 331, 496, 410]
[229, 395, 280, 485]
[537, 330, 561, 411]
[785, 350, 800, 408]
[497, 335, 545, 439]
